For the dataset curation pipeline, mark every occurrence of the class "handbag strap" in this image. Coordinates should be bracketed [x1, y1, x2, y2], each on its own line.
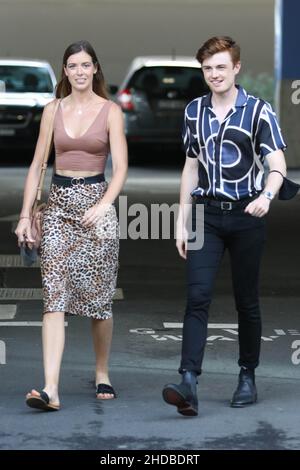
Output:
[33, 98, 61, 211]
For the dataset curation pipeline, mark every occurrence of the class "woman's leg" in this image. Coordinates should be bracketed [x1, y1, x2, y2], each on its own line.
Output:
[91, 317, 114, 399]
[26, 311, 65, 406]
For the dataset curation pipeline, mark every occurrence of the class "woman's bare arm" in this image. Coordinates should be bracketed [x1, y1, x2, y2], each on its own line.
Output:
[15, 99, 58, 245]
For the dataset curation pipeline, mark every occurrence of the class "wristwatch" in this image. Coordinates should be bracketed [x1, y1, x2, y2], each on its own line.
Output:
[262, 190, 274, 201]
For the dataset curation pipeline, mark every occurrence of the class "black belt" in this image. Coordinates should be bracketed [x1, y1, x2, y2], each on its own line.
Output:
[193, 194, 260, 211]
[52, 173, 105, 187]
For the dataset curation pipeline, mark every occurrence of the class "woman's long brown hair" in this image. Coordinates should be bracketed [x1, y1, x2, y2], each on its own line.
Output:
[55, 40, 109, 99]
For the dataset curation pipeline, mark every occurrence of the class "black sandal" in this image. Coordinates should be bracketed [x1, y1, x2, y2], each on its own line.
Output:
[96, 383, 117, 399]
[26, 390, 60, 411]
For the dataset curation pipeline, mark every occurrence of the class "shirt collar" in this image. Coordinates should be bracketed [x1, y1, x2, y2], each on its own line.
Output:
[202, 84, 248, 108]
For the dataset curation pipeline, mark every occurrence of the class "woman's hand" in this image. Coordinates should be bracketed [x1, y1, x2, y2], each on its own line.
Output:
[81, 202, 112, 228]
[14, 218, 36, 248]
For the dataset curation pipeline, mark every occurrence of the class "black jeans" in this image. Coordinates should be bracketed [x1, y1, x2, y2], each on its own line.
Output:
[179, 202, 266, 376]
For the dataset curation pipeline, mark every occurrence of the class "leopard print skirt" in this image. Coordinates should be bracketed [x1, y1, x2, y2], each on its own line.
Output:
[40, 180, 119, 320]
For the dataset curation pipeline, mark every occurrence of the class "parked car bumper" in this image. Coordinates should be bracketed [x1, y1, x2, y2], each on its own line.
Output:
[124, 117, 182, 144]
[0, 121, 40, 149]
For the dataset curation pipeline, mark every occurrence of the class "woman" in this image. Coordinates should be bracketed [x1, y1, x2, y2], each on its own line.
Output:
[14, 40, 128, 411]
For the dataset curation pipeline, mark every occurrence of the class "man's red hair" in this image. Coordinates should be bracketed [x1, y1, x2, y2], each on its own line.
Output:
[196, 36, 240, 65]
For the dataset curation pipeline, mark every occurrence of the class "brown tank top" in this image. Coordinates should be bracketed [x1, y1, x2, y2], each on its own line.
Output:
[54, 100, 113, 172]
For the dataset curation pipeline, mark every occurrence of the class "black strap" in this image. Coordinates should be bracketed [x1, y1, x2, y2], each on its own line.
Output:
[269, 169, 285, 180]
[39, 391, 50, 404]
[96, 383, 116, 397]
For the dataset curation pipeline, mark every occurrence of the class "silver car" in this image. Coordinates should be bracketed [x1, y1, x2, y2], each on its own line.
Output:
[0, 59, 56, 151]
[116, 56, 209, 157]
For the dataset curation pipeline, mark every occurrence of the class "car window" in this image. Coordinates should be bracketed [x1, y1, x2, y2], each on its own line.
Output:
[0, 65, 53, 93]
[128, 66, 209, 100]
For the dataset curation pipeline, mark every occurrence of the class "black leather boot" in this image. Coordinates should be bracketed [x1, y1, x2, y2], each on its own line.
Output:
[231, 367, 257, 408]
[162, 371, 198, 416]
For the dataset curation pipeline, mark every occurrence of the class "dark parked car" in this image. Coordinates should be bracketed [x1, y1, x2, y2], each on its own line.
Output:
[0, 59, 56, 152]
[116, 56, 209, 158]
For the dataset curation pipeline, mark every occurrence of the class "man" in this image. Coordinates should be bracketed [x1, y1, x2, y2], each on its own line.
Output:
[162, 36, 287, 416]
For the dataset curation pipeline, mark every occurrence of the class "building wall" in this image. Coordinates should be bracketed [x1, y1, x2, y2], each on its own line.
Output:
[0, 0, 275, 84]
[6, 1, 298, 165]
[275, 0, 300, 167]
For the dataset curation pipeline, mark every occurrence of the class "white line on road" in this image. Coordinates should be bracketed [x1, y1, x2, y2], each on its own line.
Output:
[274, 329, 286, 335]
[223, 329, 239, 335]
[0, 287, 124, 300]
[207, 335, 235, 342]
[0, 305, 17, 319]
[0, 322, 68, 327]
[163, 322, 239, 329]
[0, 214, 19, 221]
[0, 254, 40, 268]
[0, 340, 6, 364]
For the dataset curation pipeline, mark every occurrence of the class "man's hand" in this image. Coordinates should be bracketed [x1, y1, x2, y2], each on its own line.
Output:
[176, 224, 189, 259]
[244, 194, 271, 217]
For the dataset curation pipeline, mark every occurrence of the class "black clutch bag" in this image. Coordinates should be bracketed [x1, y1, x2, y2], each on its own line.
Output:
[20, 244, 38, 267]
[269, 170, 300, 200]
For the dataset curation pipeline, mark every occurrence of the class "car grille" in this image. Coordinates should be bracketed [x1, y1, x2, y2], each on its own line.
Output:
[0, 106, 32, 127]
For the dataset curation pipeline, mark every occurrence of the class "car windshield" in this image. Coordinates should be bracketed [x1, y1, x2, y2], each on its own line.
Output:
[0, 65, 53, 93]
[128, 66, 209, 100]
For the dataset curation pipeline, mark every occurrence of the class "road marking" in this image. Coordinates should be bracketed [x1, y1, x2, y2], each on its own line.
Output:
[0, 254, 40, 267]
[0, 288, 45, 300]
[0, 340, 6, 364]
[0, 321, 68, 327]
[0, 288, 124, 300]
[161, 334, 181, 341]
[0, 304, 17, 319]
[129, 328, 155, 334]
[274, 329, 286, 335]
[223, 328, 239, 335]
[207, 335, 235, 342]
[115, 288, 124, 300]
[0, 214, 19, 222]
[131, 325, 296, 343]
[163, 322, 238, 329]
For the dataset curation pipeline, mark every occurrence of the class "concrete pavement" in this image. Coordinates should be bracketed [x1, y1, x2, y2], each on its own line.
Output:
[0, 165, 299, 450]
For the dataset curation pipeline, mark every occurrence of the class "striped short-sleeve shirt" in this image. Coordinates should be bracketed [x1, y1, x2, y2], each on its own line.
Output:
[182, 85, 287, 201]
